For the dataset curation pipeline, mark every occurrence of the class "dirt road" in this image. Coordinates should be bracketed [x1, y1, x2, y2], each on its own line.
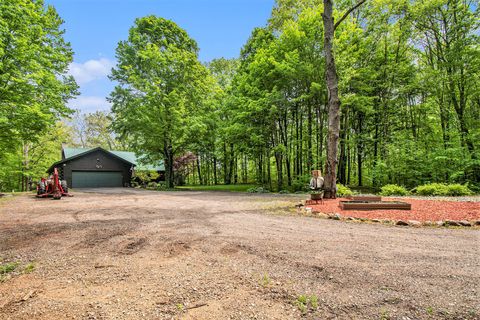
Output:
[0, 189, 478, 319]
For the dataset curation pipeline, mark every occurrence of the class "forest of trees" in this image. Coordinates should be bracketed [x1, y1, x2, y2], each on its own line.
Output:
[1, 0, 479, 193]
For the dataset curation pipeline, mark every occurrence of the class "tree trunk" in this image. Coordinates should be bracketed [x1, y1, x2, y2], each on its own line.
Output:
[164, 145, 174, 188]
[213, 156, 218, 185]
[196, 156, 203, 185]
[322, 0, 341, 199]
[307, 102, 313, 172]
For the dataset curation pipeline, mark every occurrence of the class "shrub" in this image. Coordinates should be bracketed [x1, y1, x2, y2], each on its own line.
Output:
[337, 184, 353, 197]
[445, 184, 473, 196]
[147, 182, 157, 189]
[291, 175, 311, 192]
[416, 183, 449, 196]
[156, 182, 167, 191]
[247, 186, 270, 193]
[380, 184, 409, 196]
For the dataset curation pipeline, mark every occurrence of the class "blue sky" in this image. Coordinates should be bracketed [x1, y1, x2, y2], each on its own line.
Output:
[45, 0, 275, 113]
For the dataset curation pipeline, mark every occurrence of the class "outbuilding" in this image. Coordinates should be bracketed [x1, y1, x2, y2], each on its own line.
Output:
[47, 147, 164, 188]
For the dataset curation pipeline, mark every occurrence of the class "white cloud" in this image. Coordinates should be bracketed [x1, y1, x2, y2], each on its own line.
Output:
[68, 58, 115, 85]
[68, 96, 112, 113]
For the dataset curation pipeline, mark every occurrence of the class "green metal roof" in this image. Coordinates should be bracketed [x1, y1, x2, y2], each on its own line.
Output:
[63, 147, 164, 171]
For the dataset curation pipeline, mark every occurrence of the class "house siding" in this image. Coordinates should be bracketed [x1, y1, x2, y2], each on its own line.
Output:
[55, 149, 133, 187]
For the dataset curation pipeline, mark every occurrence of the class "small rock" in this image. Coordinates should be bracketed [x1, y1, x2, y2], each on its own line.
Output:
[436, 221, 445, 227]
[408, 220, 422, 227]
[317, 212, 329, 219]
[329, 213, 341, 220]
[395, 220, 409, 226]
[474, 220, 480, 226]
[346, 217, 356, 221]
[458, 220, 471, 227]
[445, 220, 461, 227]
[371, 219, 381, 223]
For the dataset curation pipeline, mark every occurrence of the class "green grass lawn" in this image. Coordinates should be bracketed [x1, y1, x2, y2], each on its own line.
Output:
[175, 184, 258, 192]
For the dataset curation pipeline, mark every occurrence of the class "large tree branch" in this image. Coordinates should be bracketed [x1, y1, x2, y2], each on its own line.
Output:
[334, 0, 367, 30]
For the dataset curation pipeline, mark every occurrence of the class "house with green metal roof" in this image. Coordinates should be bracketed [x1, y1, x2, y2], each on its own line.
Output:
[48, 147, 164, 188]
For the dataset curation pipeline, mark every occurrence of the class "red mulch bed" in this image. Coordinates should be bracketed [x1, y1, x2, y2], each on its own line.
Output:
[307, 198, 480, 222]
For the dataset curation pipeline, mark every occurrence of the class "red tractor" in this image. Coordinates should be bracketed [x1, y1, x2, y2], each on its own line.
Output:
[36, 168, 72, 199]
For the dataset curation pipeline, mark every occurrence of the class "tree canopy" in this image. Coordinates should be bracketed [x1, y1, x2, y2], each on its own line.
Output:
[1, 0, 478, 193]
[0, 0, 77, 191]
[109, 16, 216, 188]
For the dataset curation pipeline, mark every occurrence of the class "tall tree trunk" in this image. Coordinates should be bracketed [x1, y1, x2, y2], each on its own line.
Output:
[307, 102, 313, 172]
[196, 156, 203, 185]
[322, 0, 366, 196]
[213, 156, 218, 185]
[164, 145, 174, 188]
[228, 143, 235, 184]
[223, 142, 228, 184]
[322, 0, 341, 198]
[357, 112, 364, 186]
[338, 108, 348, 185]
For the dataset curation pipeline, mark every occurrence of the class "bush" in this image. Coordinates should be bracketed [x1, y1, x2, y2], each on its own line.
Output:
[380, 184, 409, 196]
[414, 183, 472, 196]
[147, 182, 157, 189]
[291, 175, 311, 192]
[156, 182, 167, 191]
[445, 184, 473, 196]
[415, 183, 449, 196]
[336, 184, 353, 197]
[247, 186, 270, 193]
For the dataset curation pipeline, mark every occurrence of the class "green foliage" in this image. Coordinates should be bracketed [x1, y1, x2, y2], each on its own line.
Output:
[414, 183, 472, 196]
[0, 262, 18, 275]
[103, 0, 480, 192]
[69, 111, 122, 149]
[247, 186, 270, 193]
[0, 0, 77, 191]
[291, 175, 311, 192]
[134, 170, 159, 186]
[380, 184, 409, 196]
[415, 183, 450, 196]
[23, 262, 36, 274]
[260, 273, 271, 287]
[295, 294, 319, 314]
[445, 184, 473, 196]
[175, 184, 257, 192]
[336, 184, 353, 197]
[147, 182, 157, 189]
[0, 122, 74, 192]
[110, 16, 215, 188]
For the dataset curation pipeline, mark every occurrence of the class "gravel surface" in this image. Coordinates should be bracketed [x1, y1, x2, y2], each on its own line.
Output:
[0, 189, 478, 319]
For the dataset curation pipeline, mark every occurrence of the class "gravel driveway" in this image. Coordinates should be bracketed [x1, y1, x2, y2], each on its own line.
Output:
[0, 189, 478, 319]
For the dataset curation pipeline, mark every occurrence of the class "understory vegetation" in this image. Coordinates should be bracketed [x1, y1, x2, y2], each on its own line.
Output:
[0, 0, 478, 195]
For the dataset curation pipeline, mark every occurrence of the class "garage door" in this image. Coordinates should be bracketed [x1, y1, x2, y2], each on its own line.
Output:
[72, 171, 123, 188]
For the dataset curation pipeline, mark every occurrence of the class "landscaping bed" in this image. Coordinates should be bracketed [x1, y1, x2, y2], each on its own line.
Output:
[306, 197, 480, 223]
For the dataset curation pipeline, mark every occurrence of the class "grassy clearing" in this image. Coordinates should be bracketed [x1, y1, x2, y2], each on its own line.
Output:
[175, 184, 258, 192]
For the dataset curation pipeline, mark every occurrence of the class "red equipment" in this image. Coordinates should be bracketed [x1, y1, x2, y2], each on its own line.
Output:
[36, 168, 72, 199]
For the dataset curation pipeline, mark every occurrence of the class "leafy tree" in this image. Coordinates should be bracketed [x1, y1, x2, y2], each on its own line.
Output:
[0, 0, 78, 153]
[69, 110, 120, 150]
[109, 16, 213, 188]
[0, 0, 77, 191]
